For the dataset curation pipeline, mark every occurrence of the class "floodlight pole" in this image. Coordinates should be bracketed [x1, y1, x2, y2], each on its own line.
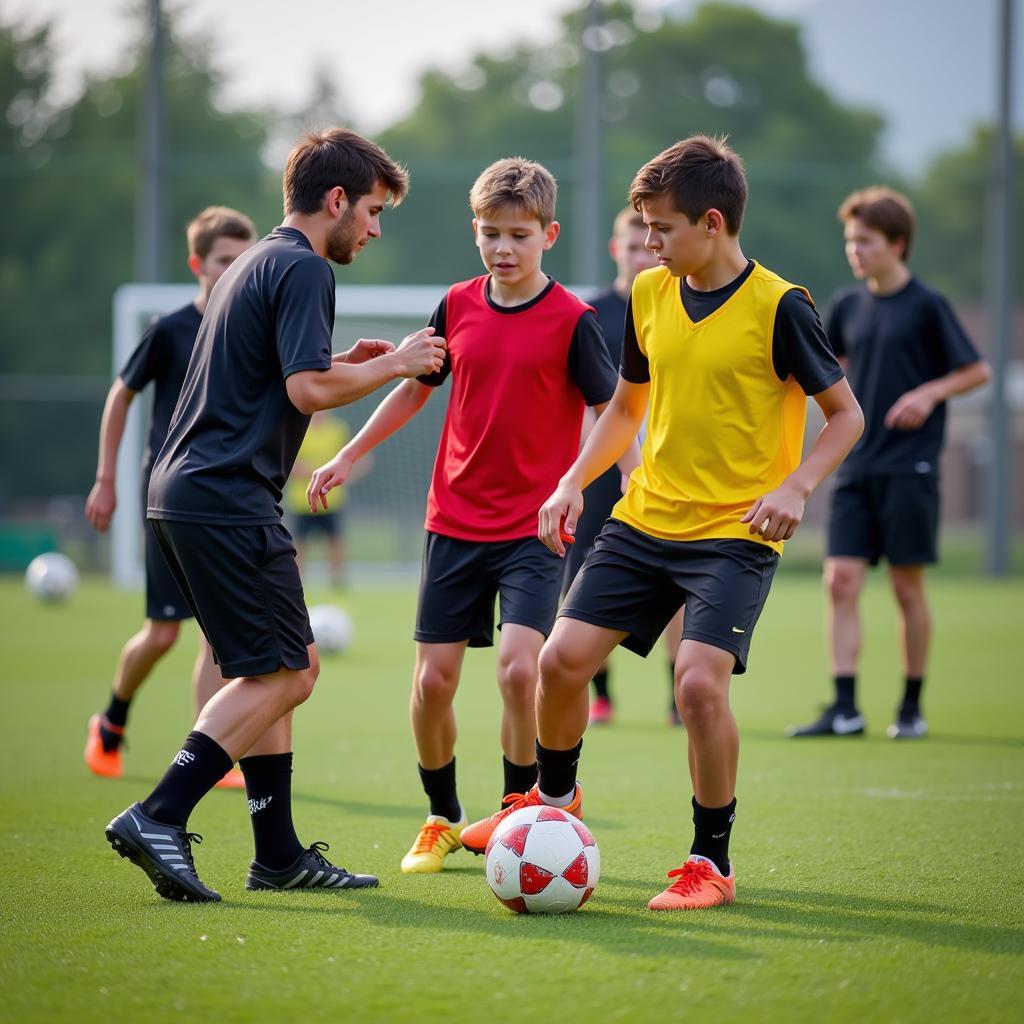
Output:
[574, 0, 604, 288]
[986, 0, 1016, 575]
[135, 0, 166, 282]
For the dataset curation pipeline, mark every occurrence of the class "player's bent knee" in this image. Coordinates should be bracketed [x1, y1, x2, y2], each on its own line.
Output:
[145, 621, 180, 655]
[498, 657, 538, 697]
[537, 640, 589, 690]
[414, 665, 459, 707]
[288, 666, 318, 706]
[677, 667, 725, 726]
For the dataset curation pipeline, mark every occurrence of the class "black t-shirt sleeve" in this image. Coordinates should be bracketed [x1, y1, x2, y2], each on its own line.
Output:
[275, 257, 334, 378]
[773, 289, 846, 396]
[929, 292, 981, 371]
[823, 293, 848, 359]
[619, 295, 650, 383]
[417, 296, 452, 387]
[567, 310, 617, 405]
[119, 318, 166, 392]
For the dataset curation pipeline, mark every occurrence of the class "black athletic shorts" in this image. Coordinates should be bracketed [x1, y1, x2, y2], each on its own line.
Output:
[145, 516, 192, 621]
[827, 474, 939, 566]
[559, 519, 779, 674]
[292, 509, 343, 540]
[415, 531, 564, 647]
[149, 519, 314, 679]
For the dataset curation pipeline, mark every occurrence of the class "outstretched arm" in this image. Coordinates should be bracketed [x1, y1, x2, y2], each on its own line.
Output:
[85, 379, 137, 532]
[307, 378, 433, 512]
[538, 377, 649, 555]
[286, 328, 446, 415]
[741, 378, 864, 543]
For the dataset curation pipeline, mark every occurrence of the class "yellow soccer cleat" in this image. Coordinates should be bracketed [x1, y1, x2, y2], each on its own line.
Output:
[400, 813, 467, 874]
[647, 854, 736, 911]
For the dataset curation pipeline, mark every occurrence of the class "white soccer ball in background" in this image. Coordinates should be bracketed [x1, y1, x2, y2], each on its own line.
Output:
[485, 805, 600, 914]
[25, 552, 79, 604]
[308, 604, 354, 654]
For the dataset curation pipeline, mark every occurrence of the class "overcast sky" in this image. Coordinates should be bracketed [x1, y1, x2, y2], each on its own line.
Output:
[0, 0, 817, 127]
[2, 0, 1018, 171]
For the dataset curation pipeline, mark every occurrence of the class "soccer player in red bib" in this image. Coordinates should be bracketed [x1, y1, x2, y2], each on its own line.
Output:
[307, 158, 621, 873]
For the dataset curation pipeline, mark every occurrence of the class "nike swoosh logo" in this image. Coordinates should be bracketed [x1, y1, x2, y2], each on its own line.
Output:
[731, 627, 745, 634]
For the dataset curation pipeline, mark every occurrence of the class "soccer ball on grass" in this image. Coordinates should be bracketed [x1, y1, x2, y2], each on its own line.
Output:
[308, 604, 354, 654]
[485, 805, 600, 914]
[25, 552, 79, 603]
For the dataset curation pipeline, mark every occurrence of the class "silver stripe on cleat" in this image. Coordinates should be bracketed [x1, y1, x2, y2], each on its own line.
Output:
[282, 870, 308, 889]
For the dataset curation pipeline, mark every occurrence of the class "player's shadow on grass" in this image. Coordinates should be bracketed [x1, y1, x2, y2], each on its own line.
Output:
[720, 886, 1023, 955]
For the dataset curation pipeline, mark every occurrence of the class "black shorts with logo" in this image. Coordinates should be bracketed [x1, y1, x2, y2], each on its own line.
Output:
[149, 519, 314, 679]
[145, 518, 193, 621]
[559, 519, 779, 674]
[827, 474, 939, 566]
[415, 531, 564, 647]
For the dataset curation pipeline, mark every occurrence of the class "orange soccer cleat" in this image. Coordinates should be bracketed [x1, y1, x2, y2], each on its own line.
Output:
[84, 714, 123, 779]
[460, 783, 583, 855]
[215, 767, 246, 790]
[647, 854, 735, 910]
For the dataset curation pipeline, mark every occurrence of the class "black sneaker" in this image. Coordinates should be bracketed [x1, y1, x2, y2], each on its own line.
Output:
[886, 709, 928, 740]
[786, 704, 866, 737]
[245, 841, 379, 891]
[105, 802, 220, 902]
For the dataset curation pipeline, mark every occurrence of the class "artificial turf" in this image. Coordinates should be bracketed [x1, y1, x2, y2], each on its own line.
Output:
[0, 567, 1020, 1023]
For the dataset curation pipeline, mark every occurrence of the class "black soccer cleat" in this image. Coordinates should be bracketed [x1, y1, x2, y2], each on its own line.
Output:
[886, 709, 928, 740]
[786, 704, 866, 738]
[105, 802, 221, 903]
[245, 841, 379, 891]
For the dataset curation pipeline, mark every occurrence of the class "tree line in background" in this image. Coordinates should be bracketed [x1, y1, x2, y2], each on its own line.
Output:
[0, 0, 1020, 506]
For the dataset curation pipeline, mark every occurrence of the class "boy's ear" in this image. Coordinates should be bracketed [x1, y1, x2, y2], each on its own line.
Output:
[187, 253, 203, 280]
[543, 220, 560, 249]
[705, 209, 725, 236]
[471, 218, 480, 245]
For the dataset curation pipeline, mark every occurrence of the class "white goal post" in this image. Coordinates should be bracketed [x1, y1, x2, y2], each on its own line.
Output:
[110, 282, 600, 589]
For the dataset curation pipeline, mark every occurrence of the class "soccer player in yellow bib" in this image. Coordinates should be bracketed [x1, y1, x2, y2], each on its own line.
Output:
[527, 136, 863, 910]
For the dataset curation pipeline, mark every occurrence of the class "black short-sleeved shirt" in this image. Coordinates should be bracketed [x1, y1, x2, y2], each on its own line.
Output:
[148, 226, 334, 525]
[620, 260, 844, 398]
[119, 302, 202, 479]
[588, 286, 629, 369]
[826, 277, 981, 478]
[419, 277, 616, 403]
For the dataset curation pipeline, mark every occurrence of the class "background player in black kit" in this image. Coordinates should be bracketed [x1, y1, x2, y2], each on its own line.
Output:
[788, 187, 989, 740]
[84, 206, 255, 784]
[566, 207, 681, 726]
[104, 128, 446, 902]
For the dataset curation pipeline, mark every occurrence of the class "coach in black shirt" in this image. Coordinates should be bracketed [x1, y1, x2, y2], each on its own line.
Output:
[788, 187, 989, 742]
[106, 128, 447, 902]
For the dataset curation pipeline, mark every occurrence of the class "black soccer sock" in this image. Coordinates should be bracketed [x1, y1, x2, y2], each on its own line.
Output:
[834, 675, 857, 712]
[591, 668, 610, 701]
[689, 796, 736, 877]
[536, 739, 582, 802]
[418, 758, 461, 823]
[901, 676, 924, 714]
[239, 752, 304, 870]
[502, 755, 537, 802]
[100, 694, 132, 752]
[140, 731, 234, 828]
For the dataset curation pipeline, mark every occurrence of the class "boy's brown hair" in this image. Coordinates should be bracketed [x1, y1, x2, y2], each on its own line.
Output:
[838, 186, 916, 260]
[469, 157, 557, 226]
[629, 135, 747, 234]
[186, 206, 256, 259]
[283, 127, 409, 216]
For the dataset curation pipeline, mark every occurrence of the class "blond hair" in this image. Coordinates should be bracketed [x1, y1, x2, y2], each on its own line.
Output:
[469, 157, 557, 225]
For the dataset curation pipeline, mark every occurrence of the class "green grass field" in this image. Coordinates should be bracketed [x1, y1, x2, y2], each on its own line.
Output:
[1, 567, 1021, 1023]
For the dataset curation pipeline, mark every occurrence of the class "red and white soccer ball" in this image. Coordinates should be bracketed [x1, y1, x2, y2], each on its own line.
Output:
[485, 805, 600, 914]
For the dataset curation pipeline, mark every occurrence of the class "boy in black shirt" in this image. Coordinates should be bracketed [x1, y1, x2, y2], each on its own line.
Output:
[84, 206, 255, 785]
[788, 187, 989, 740]
[104, 128, 446, 902]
